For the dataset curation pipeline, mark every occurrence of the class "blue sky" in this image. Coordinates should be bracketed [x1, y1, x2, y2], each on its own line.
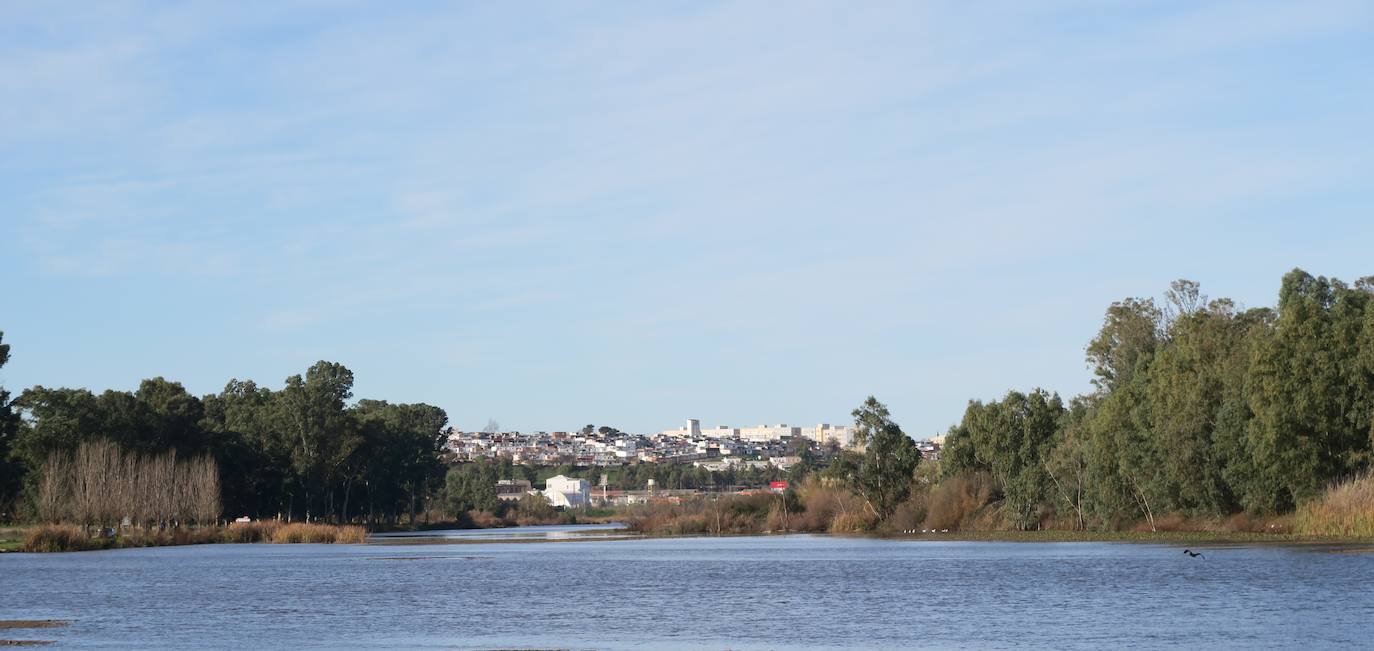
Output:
[2, 1, 1372, 437]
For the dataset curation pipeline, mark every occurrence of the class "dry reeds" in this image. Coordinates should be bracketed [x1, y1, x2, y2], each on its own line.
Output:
[270, 523, 367, 544]
[923, 471, 996, 531]
[22, 524, 90, 552]
[792, 480, 869, 532]
[884, 496, 928, 533]
[1296, 473, 1374, 537]
[223, 520, 284, 543]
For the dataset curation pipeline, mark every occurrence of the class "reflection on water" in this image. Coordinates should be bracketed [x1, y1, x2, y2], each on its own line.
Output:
[2, 532, 1373, 650]
[370, 522, 632, 543]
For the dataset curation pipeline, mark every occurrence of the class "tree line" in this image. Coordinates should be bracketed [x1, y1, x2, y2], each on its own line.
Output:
[939, 269, 1374, 529]
[3, 267, 1371, 532]
[0, 356, 447, 525]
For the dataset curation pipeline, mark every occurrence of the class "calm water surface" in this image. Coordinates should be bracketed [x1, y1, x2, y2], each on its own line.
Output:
[2, 526, 1372, 649]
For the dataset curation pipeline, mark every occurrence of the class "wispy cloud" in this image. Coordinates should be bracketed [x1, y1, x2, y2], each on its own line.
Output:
[3, 1, 1371, 433]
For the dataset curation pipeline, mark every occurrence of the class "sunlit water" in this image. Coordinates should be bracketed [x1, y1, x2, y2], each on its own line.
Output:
[2, 526, 1372, 649]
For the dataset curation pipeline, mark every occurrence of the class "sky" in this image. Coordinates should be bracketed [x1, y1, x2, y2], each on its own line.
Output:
[2, 1, 1372, 438]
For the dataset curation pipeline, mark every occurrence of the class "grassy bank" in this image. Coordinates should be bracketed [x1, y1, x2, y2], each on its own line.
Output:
[14, 521, 368, 552]
[622, 477, 1374, 545]
[0, 527, 26, 552]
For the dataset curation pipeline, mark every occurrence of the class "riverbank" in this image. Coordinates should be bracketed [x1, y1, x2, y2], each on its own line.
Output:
[615, 526, 1374, 548]
[369, 507, 621, 534]
[11, 522, 367, 552]
[867, 528, 1374, 546]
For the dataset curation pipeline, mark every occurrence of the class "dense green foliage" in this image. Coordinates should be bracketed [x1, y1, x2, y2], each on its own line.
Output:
[941, 270, 1374, 529]
[2, 359, 446, 524]
[829, 396, 922, 518]
[0, 332, 24, 515]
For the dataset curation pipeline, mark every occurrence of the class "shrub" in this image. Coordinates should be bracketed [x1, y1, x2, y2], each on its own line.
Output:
[513, 493, 558, 525]
[467, 510, 505, 529]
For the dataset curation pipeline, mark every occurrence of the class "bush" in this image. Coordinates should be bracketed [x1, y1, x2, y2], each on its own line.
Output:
[513, 493, 558, 525]
[467, 510, 506, 529]
[1296, 473, 1374, 537]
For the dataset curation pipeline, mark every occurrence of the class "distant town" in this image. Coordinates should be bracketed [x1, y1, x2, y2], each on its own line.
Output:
[445, 418, 944, 469]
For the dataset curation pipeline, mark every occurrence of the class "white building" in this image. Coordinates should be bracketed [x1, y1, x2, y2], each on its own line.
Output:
[739, 424, 800, 442]
[543, 475, 590, 509]
[799, 423, 855, 447]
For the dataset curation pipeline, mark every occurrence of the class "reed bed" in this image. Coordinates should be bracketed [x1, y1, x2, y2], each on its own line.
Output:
[22, 524, 90, 552]
[17, 521, 368, 551]
[223, 520, 284, 543]
[1296, 473, 1374, 538]
[270, 523, 368, 544]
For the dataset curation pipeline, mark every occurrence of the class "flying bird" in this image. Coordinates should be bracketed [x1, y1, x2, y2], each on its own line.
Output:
[1183, 549, 1204, 558]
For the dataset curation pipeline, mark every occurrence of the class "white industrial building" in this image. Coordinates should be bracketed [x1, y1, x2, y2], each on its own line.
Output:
[541, 475, 590, 509]
[658, 419, 854, 446]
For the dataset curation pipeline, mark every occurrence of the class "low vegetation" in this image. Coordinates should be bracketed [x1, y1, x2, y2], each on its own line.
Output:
[270, 523, 367, 544]
[1296, 473, 1374, 538]
[16, 521, 369, 552]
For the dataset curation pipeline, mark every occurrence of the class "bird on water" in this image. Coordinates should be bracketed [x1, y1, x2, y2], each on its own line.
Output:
[1183, 549, 1204, 558]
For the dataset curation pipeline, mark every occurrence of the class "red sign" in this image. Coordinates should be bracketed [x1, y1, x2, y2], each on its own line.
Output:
[769, 481, 789, 490]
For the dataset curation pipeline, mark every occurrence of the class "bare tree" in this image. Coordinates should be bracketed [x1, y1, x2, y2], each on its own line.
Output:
[37, 453, 71, 524]
[189, 454, 222, 526]
[38, 440, 224, 533]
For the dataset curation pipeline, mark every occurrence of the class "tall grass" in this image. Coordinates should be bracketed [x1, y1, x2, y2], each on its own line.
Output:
[22, 524, 90, 552]
[1296, 473, 1374, 537]
[923, 471, 996, 531]
[624, 494, 781, 535]
[792, 481, 870, 532]
[20, 521, 368, 551]
[270, 522, 368, 544]
[223, 520, 284, 543]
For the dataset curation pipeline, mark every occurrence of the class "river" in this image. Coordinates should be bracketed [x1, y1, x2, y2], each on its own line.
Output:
[2, 525, 1371, 649]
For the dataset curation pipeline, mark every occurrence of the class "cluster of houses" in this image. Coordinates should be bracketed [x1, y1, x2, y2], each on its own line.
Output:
[448, 420, 944, 512]
[445, 419, 857, 467]
[447, 420, 944, 469]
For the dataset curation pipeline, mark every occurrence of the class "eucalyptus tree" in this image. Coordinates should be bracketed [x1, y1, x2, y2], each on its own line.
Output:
[958, 389, 1064, 530]
[274, 361, 362, 521]
[836, 396, 922, 519]
[1246, 269, 1374, 510]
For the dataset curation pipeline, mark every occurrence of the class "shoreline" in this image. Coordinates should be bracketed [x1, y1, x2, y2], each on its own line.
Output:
[9, 522, 1374, 553]
[618, 525, 1374, 547]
